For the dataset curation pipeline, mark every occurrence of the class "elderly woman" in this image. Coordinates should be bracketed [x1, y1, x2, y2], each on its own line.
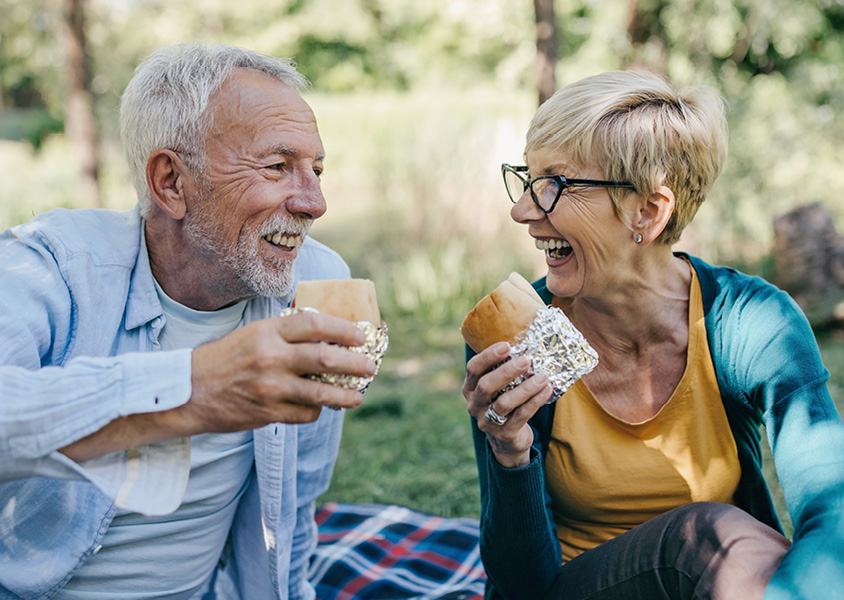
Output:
[464, 70, 844, 600]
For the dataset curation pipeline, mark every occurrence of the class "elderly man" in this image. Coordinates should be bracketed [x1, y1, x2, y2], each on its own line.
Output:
[0, 43, 375, 599]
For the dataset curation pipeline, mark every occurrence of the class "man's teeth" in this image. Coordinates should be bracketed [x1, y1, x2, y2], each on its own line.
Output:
[264, 233, 300, 248]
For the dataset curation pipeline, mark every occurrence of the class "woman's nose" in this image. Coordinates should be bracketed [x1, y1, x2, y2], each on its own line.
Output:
[510, 190, 545, 224]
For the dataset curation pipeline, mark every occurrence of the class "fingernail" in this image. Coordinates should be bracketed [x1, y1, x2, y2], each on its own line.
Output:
[514, 356, 530, 369]
[493, 342, 510, 357]
[532, 374, 548, 386]
[366, 359, 377, 374]
[355, 330, 366, 345]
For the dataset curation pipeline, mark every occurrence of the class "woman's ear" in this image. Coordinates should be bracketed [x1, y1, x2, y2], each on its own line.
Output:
[146, 149, 195, 220]
[633, 186, 675, 245]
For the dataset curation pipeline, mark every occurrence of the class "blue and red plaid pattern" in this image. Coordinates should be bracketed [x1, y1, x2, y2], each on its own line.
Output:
[309, 502, 487, 600]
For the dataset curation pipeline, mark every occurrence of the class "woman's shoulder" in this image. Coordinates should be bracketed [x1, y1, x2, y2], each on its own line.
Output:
[680, 252, 792, 314]
[683, 252, 824, 383]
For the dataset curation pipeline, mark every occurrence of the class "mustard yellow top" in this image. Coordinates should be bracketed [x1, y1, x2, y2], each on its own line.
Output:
[544, 265, 742, 563]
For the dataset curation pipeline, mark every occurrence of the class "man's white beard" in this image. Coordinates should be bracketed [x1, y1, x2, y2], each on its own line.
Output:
[183, 194, 311, 298]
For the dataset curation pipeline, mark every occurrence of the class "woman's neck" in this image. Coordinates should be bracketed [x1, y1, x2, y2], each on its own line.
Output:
[560, 252, 692, 357]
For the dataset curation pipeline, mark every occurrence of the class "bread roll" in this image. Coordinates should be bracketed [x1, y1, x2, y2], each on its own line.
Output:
[460, 272, 545, 353]
[294, 278, 381, 325]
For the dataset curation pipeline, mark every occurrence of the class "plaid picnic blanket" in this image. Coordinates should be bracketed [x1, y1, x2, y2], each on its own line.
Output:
[308, 502, 487, 600]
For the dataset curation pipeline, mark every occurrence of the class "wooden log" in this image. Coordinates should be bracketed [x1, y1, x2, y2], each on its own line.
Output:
[773, 203, 844, 327]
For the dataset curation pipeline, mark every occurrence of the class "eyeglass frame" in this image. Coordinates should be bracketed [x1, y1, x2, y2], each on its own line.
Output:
[502, 164, 635, 215]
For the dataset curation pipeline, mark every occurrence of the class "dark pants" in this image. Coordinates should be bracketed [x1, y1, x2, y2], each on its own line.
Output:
[546, 502, 790, 600]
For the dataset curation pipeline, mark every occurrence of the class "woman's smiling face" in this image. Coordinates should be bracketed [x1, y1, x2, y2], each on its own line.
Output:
[510, 145, 636, 300]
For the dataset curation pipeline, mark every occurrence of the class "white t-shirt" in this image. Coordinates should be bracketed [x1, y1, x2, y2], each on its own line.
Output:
[56, 282, 255, 599]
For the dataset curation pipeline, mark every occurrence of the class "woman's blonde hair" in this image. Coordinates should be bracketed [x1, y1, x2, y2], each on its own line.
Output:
[525, 70, 728, 244]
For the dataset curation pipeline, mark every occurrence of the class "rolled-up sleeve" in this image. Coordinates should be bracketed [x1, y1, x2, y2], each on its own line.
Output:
[0, 350, 194, 516]
[0, 219, 194, 516]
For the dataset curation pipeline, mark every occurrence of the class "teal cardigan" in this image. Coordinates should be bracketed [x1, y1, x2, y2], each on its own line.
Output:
[471, 254, 844, 600]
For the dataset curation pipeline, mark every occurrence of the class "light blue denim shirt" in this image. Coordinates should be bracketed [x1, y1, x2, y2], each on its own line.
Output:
[0, 206, 350, 600]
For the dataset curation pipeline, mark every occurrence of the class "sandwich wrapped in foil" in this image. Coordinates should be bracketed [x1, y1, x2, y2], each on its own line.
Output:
[279, 307, 389, 394]
[501, 306, 598, 402]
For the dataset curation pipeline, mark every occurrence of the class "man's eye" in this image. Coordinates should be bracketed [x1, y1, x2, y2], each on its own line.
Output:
[267, 163, 286, 171]
[313, 168, 323, 178]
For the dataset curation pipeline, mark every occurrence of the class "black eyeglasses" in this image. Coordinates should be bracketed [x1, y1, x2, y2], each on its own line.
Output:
[502, 164, 635, 214]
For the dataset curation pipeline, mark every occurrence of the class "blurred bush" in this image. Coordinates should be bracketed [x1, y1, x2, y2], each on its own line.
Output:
[306, 88, 541, 325]
[1, 0, 842, 313]
[0, 108, 63, 149]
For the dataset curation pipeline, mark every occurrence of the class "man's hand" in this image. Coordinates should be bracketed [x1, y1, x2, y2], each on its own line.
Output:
[180, 310, 376, 433]
[60, 311, 375, 462]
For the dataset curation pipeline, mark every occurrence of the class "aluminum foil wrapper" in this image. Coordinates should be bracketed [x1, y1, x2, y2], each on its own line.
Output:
[502, 306, 598, 403]
[279, 307, 389, 394]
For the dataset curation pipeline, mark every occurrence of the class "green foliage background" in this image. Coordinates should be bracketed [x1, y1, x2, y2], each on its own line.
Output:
[2, 0, 843, 278]
[1, 0, 843, 520]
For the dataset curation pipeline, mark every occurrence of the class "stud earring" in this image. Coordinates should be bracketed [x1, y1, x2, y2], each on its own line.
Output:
[635, 233, 643, 244]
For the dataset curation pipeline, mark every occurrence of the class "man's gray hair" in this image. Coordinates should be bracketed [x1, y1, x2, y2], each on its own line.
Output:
[119, 43, 308, 216]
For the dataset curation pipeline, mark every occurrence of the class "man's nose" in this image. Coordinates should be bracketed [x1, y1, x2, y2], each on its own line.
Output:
[285, 171, 327, 220]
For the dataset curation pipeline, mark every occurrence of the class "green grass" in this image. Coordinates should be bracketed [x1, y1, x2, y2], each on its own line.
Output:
[319, 316, 482, 518]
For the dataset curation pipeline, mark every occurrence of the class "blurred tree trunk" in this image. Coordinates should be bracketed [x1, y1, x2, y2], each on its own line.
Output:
[625, 0, 669, 73]
[64, 0, 101, 208]
[730, 3, 761, 66]
[534, 0, 557, 105]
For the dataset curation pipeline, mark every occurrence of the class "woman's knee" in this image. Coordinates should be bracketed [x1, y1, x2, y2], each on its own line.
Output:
[660, 502, 790, 600]
[665, 502, 787, 554]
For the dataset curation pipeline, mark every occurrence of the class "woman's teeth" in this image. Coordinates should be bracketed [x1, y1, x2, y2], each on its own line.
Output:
[264, 233, 299, 249]
[535, 238, 572, 258]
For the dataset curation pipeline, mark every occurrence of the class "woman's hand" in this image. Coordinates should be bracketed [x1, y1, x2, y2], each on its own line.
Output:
[463, 342, 553, 468]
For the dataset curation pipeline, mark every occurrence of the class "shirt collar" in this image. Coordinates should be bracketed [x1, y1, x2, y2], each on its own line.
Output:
[124, 208, 165, 330]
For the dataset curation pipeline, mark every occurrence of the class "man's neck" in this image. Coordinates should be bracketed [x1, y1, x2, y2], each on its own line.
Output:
[144, 216, 254, 311]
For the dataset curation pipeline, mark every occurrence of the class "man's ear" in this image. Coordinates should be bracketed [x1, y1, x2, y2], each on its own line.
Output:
[633, 186, 675, 245]
[146, 149, 194, 220]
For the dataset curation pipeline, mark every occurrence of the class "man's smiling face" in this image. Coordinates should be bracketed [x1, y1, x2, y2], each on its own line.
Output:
[185, 67, 327, 300]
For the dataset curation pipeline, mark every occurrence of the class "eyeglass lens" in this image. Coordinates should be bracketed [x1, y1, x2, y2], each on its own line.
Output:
[532, 178, 560, 212]
[503, 169, 528, 203]
[503, 169, 562, 212]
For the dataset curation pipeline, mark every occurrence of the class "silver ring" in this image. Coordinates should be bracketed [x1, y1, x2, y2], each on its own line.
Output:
[484, 405, 508, 426]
